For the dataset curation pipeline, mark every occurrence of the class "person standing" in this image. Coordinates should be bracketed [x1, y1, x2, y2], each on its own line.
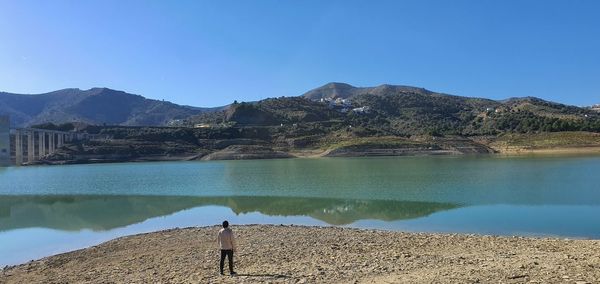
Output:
[217, 220, 237, 276]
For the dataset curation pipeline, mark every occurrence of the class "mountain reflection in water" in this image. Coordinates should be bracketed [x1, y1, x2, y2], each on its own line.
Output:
[0, 195, 459, 231]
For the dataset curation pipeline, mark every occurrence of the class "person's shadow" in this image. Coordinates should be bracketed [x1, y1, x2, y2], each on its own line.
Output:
[234, 273, 290, 279]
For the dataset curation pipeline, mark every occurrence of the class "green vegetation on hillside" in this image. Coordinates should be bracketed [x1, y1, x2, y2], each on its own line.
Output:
[187, 88, 600, 138]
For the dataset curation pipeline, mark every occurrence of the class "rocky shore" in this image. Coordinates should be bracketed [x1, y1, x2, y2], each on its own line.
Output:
[201, 145, 294, 160]
[22, 131, 600, 165]
[2, 225, 599, 283]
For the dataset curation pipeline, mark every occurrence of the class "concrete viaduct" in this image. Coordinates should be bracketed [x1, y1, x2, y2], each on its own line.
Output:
[8, 128, 103, 166]
[1, 116, 109, 166]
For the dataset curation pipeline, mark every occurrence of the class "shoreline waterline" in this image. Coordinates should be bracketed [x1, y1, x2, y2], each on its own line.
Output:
[2, 201, 600, 267]
[14, 145, 600, 166]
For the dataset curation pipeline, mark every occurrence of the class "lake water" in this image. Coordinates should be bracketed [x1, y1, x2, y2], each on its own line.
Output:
[1, 156, 600, 266]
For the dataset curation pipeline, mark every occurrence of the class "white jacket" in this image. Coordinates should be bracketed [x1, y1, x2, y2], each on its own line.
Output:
[218, 228, 236, 250]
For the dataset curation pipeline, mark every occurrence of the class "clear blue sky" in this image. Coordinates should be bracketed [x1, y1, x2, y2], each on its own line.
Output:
[1, 0, 599, 107]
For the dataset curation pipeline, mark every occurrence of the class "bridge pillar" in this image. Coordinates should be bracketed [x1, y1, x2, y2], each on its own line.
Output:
[39, 132, 45, 157]
[49, 133, 54, 153]
[27, 130, 34, 163]
[58, 133, 63, 148]
[15, 130, 22, 165]
[44, 132, 48, 155]
[0, 116, 9, 167]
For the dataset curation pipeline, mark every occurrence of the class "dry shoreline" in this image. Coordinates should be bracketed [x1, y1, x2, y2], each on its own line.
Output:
[491, 146, 600, 156]
[2, 225, 599, 283]
[29, 145, 600, 166]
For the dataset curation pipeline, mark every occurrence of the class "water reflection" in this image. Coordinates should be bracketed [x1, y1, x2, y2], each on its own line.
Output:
[0, 195, 459, 231]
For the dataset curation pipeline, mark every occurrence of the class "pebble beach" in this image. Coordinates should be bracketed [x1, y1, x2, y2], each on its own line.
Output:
[2, 225, 599, 283]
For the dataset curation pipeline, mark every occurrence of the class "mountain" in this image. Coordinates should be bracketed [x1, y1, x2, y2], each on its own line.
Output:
[302, 82, 434, 100]
[2, 83, 599, 135]
[5, 83, 598, 165]
[189, 82, 600, 136]
[0, 88, 213, 127]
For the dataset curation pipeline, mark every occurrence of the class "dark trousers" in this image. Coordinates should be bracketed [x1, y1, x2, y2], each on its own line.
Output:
[220, 249, 234, 273]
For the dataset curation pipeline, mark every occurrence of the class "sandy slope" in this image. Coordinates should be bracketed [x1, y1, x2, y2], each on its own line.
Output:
[1, 225, 599, 283]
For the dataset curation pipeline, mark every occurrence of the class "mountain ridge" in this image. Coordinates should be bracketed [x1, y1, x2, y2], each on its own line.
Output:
[189, 82, 599, 136]
[302, 82, 436, 101]
[1, 83, 599, 131]
[0, 88, 213, 127]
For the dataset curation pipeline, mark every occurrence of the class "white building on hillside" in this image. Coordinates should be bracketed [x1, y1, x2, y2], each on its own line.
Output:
[352, 106, 370, 113]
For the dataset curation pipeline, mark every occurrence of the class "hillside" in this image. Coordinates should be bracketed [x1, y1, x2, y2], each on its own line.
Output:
[0, 88, 211, 127]
[4, 83, 600, 164]
[189, 83, 600, 136]
[3, 83, 599, 134]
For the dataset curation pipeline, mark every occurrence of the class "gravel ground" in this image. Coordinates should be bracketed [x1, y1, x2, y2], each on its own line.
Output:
[1, 225, 599, 283]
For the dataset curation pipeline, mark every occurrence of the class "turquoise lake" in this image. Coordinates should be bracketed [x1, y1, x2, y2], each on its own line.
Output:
[1, 156, 600, 266]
